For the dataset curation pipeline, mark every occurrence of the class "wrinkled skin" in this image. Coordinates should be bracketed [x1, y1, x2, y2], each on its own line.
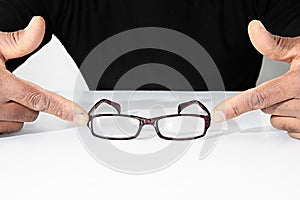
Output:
[213, 20, 300, 140]
[0, 17, 88, 133]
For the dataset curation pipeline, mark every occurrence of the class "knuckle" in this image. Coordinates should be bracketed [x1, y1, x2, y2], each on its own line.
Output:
[230, 101, 242, 116]
[272, 36, 294, 62]
[273, 35, 282, 47]
[26, 92, 50, 111]
[6, 31, 25, 54]
[249, 91, 268, 110]
[274, 36, 292, 51]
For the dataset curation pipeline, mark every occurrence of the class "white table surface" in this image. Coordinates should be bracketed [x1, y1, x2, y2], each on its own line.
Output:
[0, 91, 299, 200]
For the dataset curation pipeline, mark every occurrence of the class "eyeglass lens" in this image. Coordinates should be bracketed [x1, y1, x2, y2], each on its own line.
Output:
[92, 115, 205, 139]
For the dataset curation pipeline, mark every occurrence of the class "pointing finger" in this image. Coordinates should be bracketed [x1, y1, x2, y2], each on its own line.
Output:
[212, 70, 300, 122]
[4, 72, 88, 126]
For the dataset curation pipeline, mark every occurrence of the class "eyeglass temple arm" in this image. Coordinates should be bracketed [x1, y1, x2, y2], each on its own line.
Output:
[177, 100, 210, 116]
[88, 99, 121, 115]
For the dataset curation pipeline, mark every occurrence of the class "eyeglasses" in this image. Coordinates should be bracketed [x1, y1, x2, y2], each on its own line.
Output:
[87, 99, 211, 141]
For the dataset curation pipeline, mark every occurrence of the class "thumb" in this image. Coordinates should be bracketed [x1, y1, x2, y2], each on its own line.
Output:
[0, 16, 45, 61]
[211, 20, 300, 122]
[248, 20, 300, 63]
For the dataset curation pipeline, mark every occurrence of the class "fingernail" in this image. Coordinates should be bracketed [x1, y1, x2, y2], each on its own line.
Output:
[212, 111, 225, 123]
[74, 113, 88, 126]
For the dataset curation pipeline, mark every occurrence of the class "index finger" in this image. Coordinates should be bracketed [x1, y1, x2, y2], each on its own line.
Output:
[4, 73, 88, 126]
[212, 70, 300, 122]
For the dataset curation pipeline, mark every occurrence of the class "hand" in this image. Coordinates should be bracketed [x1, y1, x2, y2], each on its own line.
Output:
[0, 16, 88, 133]
[212, 20, 300, 139]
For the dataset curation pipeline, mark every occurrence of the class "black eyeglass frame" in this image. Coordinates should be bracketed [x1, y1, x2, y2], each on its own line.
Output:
[87, 99, 211, 141]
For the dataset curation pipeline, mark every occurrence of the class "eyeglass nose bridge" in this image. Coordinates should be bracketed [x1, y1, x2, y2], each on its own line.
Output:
[140, 118, 156, 126]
